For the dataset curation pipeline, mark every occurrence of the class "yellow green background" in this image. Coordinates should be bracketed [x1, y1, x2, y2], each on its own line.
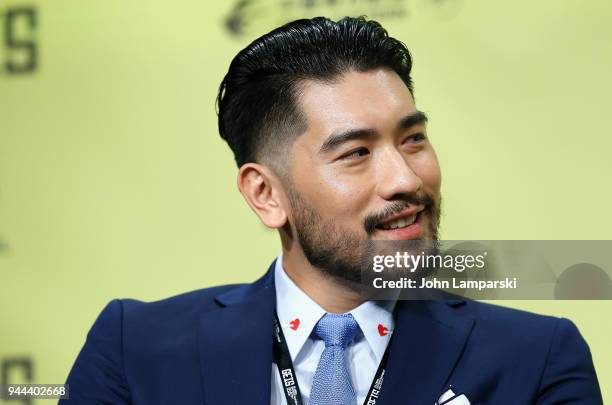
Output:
[1, 0, 610, 403]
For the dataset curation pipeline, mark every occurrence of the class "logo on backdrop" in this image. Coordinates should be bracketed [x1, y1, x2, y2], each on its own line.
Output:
[1, 357, 34, 404]
[225, 0, 462, 38]
[0, 6, 38, 75]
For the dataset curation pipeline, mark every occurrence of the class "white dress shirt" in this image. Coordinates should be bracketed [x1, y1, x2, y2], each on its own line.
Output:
[271, 256, 396, 405]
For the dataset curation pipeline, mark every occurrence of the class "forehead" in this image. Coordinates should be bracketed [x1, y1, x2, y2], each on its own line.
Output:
[295, 68, 417, 144]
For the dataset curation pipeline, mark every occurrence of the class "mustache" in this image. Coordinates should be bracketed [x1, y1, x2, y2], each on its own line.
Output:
[363, 194, 436, 235]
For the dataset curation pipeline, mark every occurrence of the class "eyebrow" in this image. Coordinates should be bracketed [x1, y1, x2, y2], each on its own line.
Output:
[318, 110, 428, 155]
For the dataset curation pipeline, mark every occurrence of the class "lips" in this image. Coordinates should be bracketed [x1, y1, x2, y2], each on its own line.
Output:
[375, 207, 423, 230]
[378, 214, 417, 230]
[374, 208, 425, 240]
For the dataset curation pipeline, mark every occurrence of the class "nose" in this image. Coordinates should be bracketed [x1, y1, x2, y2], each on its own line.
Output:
[375, 147, 423, 200]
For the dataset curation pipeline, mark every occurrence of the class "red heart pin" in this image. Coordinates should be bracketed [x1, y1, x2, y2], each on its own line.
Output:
[377, 324, 389, 336]
[289, 318, 300, 331]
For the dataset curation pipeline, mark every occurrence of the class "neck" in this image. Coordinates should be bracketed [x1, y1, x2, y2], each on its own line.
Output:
[281, 251, 365, 314]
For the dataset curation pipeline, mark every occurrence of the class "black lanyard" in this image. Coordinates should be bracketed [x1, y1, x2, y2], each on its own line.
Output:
[273, 313, 393, 405]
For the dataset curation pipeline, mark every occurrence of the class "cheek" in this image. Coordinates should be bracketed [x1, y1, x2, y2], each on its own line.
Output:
[307, 167, 373, 216]
[415, 152, 442, 193]
[319, 169, 354, 196]
[290, 138, 372, 208]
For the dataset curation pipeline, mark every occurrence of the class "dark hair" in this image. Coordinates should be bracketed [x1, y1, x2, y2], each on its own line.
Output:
[216, 16, 414, 169]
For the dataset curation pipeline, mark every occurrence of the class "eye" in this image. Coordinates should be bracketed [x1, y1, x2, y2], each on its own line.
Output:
[403, 132, 427, 144]
[340, 147, 370, 160]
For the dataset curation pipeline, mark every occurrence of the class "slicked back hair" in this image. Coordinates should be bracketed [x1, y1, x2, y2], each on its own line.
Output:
[216, 16, 414, 171]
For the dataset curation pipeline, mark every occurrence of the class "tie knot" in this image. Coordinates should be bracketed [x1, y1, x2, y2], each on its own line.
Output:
[314, 313, 359, 348]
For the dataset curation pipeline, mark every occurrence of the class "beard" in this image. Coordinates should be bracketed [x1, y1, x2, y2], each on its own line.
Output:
[286, 188, 441, 286]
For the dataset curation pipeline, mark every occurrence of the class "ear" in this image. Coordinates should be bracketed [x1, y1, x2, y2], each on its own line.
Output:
[237, 163, 288, 229]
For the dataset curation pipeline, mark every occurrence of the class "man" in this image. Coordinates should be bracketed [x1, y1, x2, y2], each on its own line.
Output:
[62, 17, 602, 404]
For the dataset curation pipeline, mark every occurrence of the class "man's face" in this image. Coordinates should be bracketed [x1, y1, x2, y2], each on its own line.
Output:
[284, 68, 442, 283]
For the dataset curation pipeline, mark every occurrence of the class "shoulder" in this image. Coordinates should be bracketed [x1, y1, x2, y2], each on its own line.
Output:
[459, 299, 557, 325]
[90, 263, 276, 339]
[443, 300, 595, 381]
[63, 283, 258, 403]
[93, 282, 247, 330]
[453, 299, 584, 345]
[450, 301, 601, 402]
[125, 283, 244, 315]
[81, 282, 254, 370]
[407, 298, 594, 372]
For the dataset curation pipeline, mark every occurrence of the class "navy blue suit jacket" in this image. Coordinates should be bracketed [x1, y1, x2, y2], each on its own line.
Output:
[62, 261, 603, 404]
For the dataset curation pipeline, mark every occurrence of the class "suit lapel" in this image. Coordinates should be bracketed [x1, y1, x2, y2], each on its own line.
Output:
[198, 263, 276, 405]
[378, 300, 475, 405]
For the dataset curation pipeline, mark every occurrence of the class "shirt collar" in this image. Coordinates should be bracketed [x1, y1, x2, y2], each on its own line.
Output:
[274, 256, 396, 362]
[350, 294, 395, 361]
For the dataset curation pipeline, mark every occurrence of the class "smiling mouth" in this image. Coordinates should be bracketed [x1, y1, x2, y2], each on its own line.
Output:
[374, 207, 424, 230]
[376, 213, 418, 230]
[370, 207, 426, 240]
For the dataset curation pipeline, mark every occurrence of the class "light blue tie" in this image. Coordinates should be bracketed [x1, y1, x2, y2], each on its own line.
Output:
[309, 313, 360, 405]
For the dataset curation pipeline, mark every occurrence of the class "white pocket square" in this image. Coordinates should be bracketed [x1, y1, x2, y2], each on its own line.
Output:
[436, 388, 471, 405]
[441, 394, 470, 405]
